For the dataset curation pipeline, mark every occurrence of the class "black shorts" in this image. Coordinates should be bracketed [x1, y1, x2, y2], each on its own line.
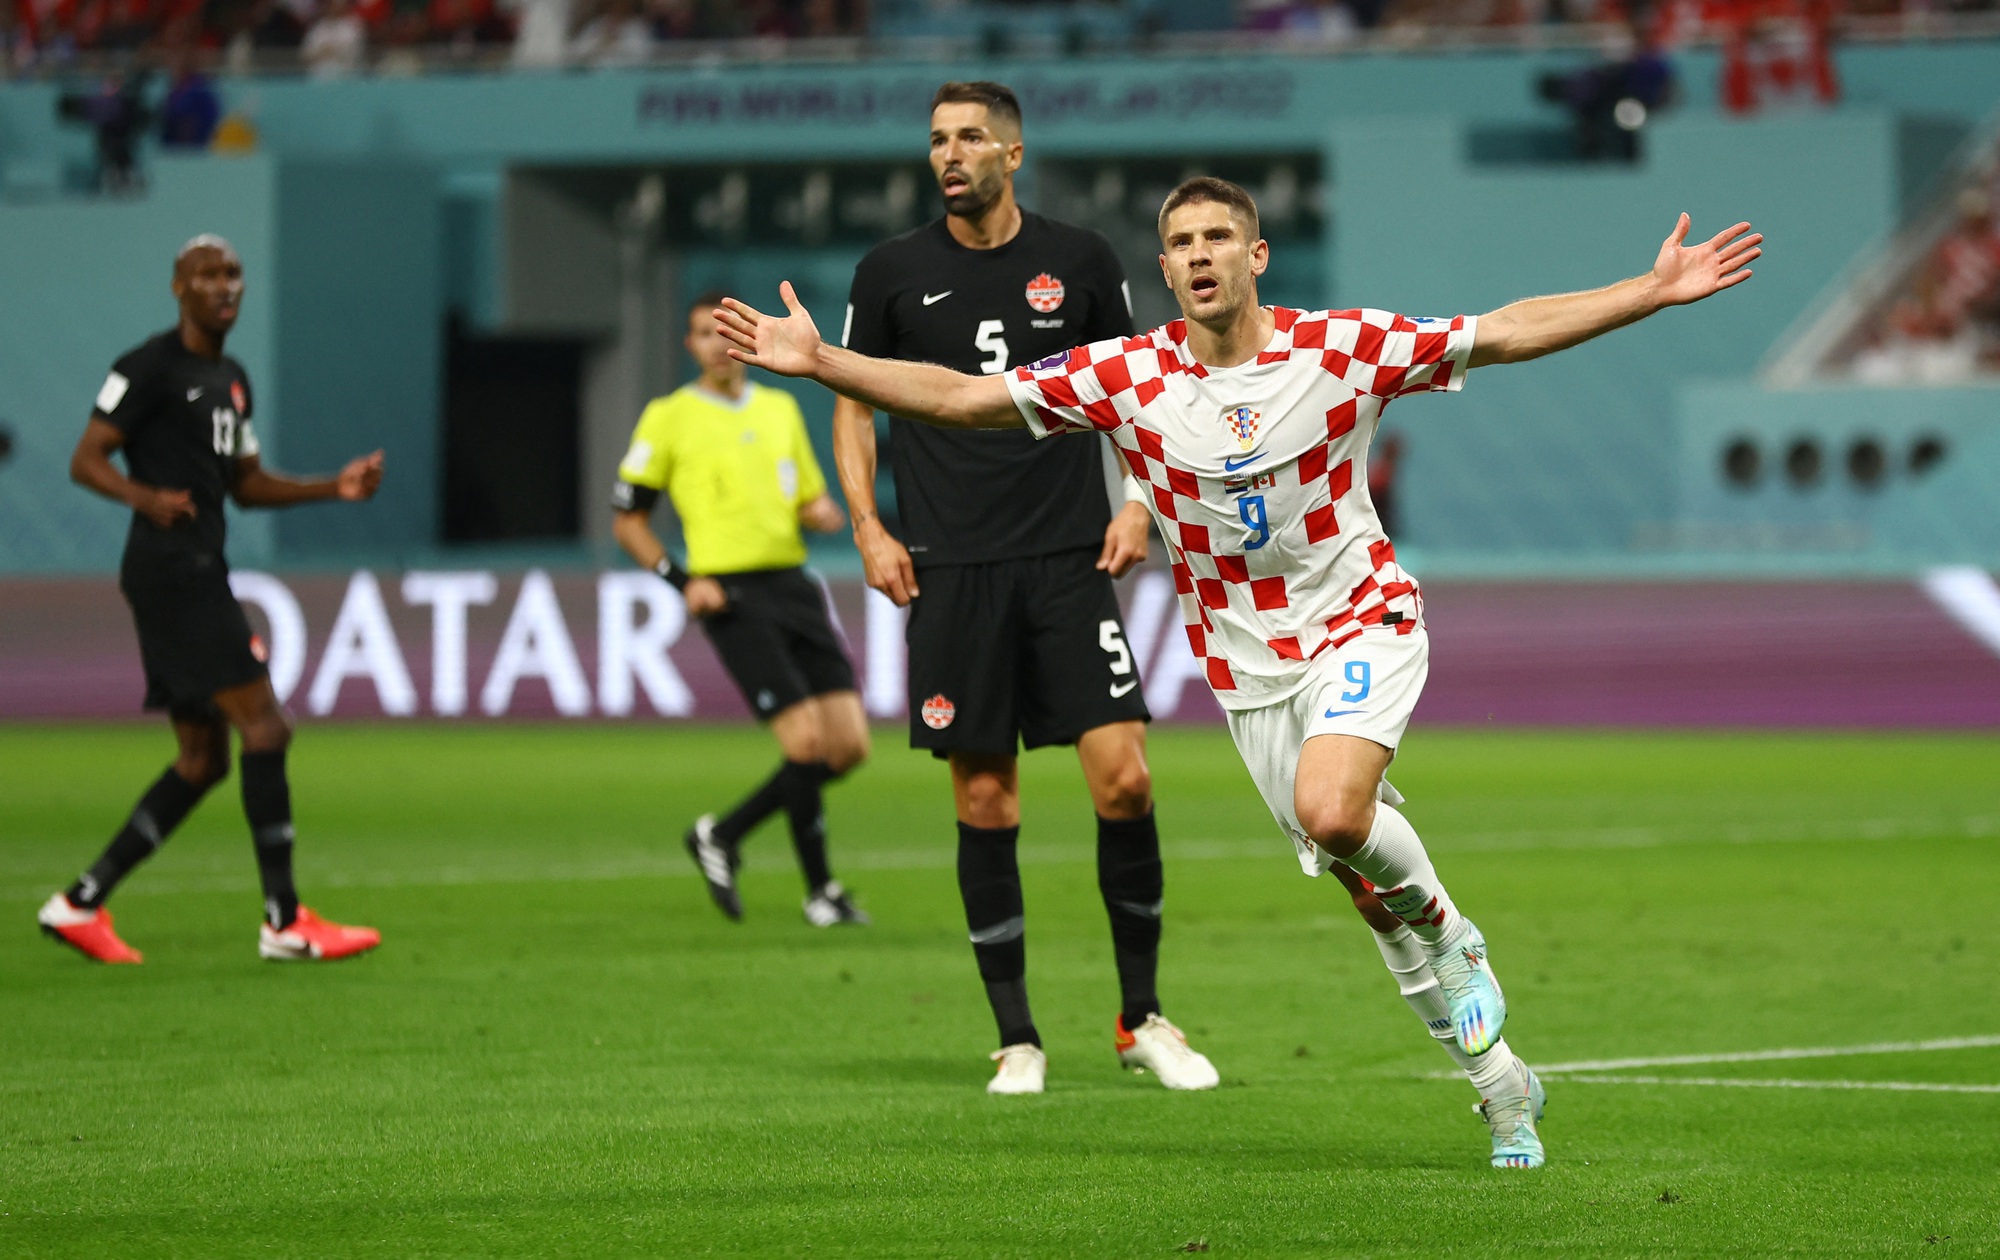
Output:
[905, 547, 1151, 757]
[119, 554, 266, 719]
[700, 567, 856, 720]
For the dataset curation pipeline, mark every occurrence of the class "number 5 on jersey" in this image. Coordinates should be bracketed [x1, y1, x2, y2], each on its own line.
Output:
[975, 320, 1008, 375]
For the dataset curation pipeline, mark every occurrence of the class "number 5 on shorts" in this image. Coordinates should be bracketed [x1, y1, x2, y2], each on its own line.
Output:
[1341, 660, 1371, 703]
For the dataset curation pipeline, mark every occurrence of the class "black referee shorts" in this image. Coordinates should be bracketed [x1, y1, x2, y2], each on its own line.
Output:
[700, 567, 857, 720]
[120, 554, 267, 719]
[905, 547, 1151, 758]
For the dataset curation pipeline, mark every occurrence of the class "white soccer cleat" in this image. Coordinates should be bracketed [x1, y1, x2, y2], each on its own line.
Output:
[802, 880, 870, 927]
[1475, 1053, 1548, 1169]
[1115, 1014, 1221, 1091]
[987, 1043, 1047, 1095]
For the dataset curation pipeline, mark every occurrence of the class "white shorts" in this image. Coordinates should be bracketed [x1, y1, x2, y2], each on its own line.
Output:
[1223, 626, 1429, 878]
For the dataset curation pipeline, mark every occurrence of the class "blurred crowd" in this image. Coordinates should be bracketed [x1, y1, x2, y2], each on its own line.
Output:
[4, 0, 1998, 77]
[1853, 177, 2000, 382]
[2, 0, 867, 75]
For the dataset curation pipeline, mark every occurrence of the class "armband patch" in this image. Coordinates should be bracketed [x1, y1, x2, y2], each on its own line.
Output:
[613, 481, 660, 513]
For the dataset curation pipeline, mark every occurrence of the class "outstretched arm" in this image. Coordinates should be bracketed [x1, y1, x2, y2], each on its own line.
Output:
[1469, 214, 1761, 368]
[714, 284, 1021, 430]
[232, 450, 383, 508]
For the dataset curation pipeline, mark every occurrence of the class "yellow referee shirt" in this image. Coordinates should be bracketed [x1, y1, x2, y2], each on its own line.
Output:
[616, 382, 828, 575]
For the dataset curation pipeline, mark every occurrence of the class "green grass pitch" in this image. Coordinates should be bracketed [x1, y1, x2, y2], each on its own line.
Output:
[2, 723, 1997, 1257]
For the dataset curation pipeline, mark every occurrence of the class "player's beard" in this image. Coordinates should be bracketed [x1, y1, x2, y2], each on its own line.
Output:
[941, 165, 1006, 220]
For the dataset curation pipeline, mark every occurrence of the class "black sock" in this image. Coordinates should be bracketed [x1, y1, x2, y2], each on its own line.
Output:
[1098, 811, 1164, 1031]
[777, 760, 837, 892]
[711, 762, 790, 848]
[68, 767, 209, 909]
[240, 749, 299, 929]
[957, 822, 1037, 1048]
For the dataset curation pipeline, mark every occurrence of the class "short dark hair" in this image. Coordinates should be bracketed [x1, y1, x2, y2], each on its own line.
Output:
[930, 81, 1022, 131]
[1157, 176, 1261, 243]
[687, 288, 730, 319]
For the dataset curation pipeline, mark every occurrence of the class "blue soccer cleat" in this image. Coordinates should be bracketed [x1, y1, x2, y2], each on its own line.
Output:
[1426, 920, 1507, 1056]
[1476, 1056, 1547, 1169]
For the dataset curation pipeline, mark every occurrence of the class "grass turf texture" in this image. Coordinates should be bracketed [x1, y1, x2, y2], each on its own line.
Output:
[2, 724, 1997, 1258]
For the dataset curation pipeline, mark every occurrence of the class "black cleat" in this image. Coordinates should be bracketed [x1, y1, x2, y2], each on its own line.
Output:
[684, 814, 742, 921]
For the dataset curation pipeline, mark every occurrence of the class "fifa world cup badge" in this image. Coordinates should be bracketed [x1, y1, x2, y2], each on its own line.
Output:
[1223, 405, 1261, 452]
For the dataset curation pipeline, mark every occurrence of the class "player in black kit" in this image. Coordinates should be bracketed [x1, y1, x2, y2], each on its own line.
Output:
[37, 235, 386, 965]
[832, 82, 1218, 1093]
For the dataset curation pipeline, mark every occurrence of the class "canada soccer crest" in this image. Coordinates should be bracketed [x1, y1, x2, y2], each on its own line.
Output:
[1024, 273, 1065, 314]
[1222, 405, 1261, 452]
[921, 693, 956, 729]
[230, 380, 247, 414]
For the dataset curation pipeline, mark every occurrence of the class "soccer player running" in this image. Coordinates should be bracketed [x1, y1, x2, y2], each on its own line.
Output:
[716, 180, 1760, 1167]
[39, 235, 386, 964]
[831, 80, 1218, 1095]
[613, 291, 869, 928]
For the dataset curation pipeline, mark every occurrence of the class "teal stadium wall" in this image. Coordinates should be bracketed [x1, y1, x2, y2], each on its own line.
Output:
[1, 45, 1997, 574]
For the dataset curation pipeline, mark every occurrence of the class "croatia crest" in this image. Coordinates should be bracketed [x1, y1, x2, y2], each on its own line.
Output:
[1024, 273, 1065, 314]
[1223, 405, 1261, 452]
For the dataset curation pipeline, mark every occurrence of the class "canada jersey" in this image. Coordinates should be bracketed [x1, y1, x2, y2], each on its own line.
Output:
[1004, 307, 1477, 710]
[94, 330, 259, 570]
[842, 212, 1134, 566]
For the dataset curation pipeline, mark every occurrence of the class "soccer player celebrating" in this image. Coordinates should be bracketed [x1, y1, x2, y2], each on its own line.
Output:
[832, 81, 1218, 1095]
[613, 291, 869, 927]
[714, 181, 1760, 1167]
[39, 235, 386, 964]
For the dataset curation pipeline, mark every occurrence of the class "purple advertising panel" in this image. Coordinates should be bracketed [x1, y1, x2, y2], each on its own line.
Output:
[3, 568, 2000, 726]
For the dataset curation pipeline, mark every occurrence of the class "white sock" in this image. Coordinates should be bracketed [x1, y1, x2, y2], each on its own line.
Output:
[1370, 925, 1454, 1041]
[1372, 924, 1508, 1094]
[1464, 1037, 1517, 1096]
[1342, 803, 1463, 946]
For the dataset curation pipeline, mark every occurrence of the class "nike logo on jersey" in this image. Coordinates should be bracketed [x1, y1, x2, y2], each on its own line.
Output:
[186, 388, 203, 401]
[1322, 708, 1363, 719]
[921, 290, 953, 306]
[1222, 453, 1264, 471]
[1110, 680, 1139, 698]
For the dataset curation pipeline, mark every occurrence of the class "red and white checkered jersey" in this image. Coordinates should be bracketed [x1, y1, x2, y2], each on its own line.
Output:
[1004, 307, 1476, 709]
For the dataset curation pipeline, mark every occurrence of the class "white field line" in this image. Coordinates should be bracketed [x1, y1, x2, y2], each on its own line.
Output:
[1541, 1075, 2000, 1095]
[1533, 1034, 2000, 1073]
[4, 812, 1993, 902]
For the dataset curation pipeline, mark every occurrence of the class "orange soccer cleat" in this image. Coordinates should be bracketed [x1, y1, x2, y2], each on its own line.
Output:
[259, 906, 382, 962]
[38, 893, 144, 964]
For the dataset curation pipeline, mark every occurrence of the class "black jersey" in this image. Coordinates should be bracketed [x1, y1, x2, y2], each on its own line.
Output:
[844, 212, 1135, 567]
[93, 330, 258, 570]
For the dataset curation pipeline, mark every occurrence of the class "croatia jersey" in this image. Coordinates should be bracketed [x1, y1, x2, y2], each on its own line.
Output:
[1003, 307, 1477, 710]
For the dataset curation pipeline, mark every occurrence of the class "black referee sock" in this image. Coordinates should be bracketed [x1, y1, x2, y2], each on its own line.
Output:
[67, 767, 209, 909]
[957, 822, 1038, 1048]
[1098, 811, 1164, 1031]
[712, 762, 790, 848]
[777, 760, 837, 892]
[240, 750, 299, 930]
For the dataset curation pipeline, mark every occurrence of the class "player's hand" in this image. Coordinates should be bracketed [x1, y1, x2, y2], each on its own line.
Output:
[1098, 501, 1151, 578]
[338, 450, 385, 501]
[1652, 214, 1761, 307]
[683, 576, 729, 618]
[855, 515, 919, 606]
[135, 485, 196, 529]
[715, 283, 822, 378]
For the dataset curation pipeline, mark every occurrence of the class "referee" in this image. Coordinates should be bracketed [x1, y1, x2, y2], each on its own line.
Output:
[832, 82, 1218, 1093]
[613, 290, 869, 927]
[38, 235, 384, 964]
